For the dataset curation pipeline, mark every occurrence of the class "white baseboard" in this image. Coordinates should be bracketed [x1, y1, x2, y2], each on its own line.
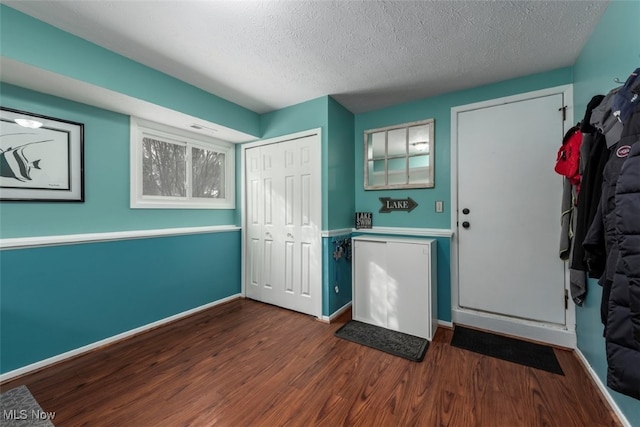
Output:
[452, 308, 576, 348]
[320, 302, 352, 323]
[0, 294, 242, 383]
[438, 319, 453, 329]
[574, 349, 630, 427]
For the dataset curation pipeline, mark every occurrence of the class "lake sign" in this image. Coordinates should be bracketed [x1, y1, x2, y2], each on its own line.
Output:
[379, 197, 418, 213]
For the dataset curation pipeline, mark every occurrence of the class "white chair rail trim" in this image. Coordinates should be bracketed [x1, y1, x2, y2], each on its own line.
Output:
[351, 226, 454, 238]
[1, 225, 241, 250]
[321, 228, 353, 238]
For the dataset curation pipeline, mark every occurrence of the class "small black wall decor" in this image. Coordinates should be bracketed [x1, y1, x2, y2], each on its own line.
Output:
[355, 212, 372, 229]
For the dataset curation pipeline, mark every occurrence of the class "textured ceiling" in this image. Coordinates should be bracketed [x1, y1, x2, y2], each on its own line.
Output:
[3, 1, 608, 114]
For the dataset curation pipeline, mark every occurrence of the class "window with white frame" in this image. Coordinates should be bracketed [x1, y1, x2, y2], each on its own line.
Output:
[364, 118, 434, 190]
[130, 117, 235, 209]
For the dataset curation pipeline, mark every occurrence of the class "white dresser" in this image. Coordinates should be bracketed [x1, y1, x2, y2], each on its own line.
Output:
[351, 236, 437, 340]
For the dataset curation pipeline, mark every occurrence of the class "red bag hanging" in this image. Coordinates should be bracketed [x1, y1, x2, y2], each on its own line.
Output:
[554, 125, 582, 187]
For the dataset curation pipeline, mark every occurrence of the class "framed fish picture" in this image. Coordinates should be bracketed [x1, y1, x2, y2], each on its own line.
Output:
[0, 107, 84, 202]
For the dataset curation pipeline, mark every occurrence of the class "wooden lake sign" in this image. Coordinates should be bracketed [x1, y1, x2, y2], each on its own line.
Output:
[379, 197, 418, 213]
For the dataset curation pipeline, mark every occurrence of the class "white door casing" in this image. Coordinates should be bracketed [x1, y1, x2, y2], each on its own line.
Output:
[451, 86, 577, 348]
[242, 130, 322, 318]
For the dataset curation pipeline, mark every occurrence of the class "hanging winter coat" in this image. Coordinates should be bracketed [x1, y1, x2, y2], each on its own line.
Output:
[569, 95, 606, 305]
[582, 90, 628, 326]
[571, 95, 606, 274]
[604, 72, 640, 400]
[578, 88, 623, 281]
[606, 116, 640, 400]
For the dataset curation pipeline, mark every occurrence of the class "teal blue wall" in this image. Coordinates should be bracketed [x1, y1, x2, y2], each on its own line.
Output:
[0, 78, 245, 375]
[327, 97, 355, 230]
[573, 1, 639, 116]
[323, 234, 353, 316]
[323, 99, 355, 316]
[432, 237, 450, 322]
[259, 96, 356, 317]
[0, 5, 251, 375]
[260, 96, 328, 140]
[0, 5, 259, 137]
[572, 1, 640, 424]
[0, 230, 241, 373]
[353, 68, 572, 323]
[3, 6, 640, 422]
[259, 96, 330, 230]
[0, 83, 238, 238]
[354, 67, 572, 229]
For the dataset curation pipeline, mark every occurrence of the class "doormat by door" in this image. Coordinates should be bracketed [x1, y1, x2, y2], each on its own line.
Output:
[0, 385, 55, 426]
[450, 326, 564, 375]
[335, 320, 428, 362]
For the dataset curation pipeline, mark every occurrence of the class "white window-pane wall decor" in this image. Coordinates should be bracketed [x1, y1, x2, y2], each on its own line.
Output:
[364, 118, 434, 190]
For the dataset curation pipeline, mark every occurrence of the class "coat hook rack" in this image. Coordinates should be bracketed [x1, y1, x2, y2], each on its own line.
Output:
[615, 61, 640, 83]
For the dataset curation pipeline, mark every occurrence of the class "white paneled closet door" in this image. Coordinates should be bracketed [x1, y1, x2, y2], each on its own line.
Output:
[245, 134, 321, 317]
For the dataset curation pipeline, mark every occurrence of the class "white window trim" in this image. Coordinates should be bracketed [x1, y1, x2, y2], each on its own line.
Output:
[130, 117, 235, 209]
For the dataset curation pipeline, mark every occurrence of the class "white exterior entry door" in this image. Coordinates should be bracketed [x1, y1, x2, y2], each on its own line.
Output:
[453, 88, 574, 346]
[245, 133, 321, 317]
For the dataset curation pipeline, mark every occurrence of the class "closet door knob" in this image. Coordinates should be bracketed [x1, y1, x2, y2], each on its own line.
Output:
[462, 221, 470, 229]
[462, 208, 470, 215]
[287, 233, 294, 239]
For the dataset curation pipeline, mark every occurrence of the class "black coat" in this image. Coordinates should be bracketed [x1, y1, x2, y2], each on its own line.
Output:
[583, 139, 631, 325]
[605, 106, 640, 400]
[571, 95, 606, 273]
[572, 133, 608, 273]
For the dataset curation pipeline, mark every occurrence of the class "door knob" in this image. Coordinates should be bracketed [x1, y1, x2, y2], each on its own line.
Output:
[287, 233, 294, 239]
[462, 221, 470, 229]
[266, 232, 272, 238]
[462, 208, 470, 215]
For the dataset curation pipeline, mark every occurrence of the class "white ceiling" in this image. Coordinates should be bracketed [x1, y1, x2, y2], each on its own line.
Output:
[3, 0, 608, 114]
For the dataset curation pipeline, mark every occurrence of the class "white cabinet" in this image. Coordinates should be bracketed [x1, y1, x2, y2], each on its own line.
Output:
[352, 236, 437, 340]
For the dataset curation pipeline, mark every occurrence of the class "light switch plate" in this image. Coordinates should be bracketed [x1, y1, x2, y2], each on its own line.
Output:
[435, 200, 444, 213]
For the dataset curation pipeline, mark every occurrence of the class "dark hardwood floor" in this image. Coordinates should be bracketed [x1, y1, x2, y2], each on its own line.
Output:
[1, 298, 621, 426]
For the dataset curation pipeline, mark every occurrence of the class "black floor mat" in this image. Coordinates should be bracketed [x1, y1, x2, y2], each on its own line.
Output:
[450, 326, 564, 375]
[335, 320, 428, 362]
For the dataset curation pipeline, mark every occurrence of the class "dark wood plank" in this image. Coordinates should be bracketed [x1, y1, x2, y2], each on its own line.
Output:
[0, 299, 622, 426]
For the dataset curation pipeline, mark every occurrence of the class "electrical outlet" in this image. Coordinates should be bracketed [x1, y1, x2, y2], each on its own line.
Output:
[435, 200, 444, 213]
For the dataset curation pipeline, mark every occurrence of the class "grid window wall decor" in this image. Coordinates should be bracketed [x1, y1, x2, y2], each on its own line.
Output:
[364, 118, 434, 190]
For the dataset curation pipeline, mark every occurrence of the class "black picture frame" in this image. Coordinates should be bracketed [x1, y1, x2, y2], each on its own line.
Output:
[0, 107, 85, 202]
